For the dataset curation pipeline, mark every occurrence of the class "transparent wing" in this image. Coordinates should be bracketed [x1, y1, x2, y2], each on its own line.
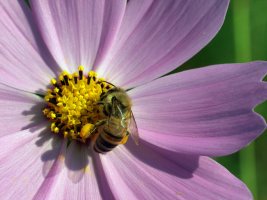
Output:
[127, 111, 139, 145]
[113, 99, 139, 144]
[110, 100, 128, 137]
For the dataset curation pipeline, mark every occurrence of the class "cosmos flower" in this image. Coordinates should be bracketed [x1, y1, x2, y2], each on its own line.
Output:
[0, 0, 266, 199]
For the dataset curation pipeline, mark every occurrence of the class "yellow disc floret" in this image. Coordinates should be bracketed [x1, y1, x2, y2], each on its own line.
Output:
[43, 66, 113, 142]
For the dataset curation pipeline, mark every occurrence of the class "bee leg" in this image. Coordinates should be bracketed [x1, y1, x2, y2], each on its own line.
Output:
[89, 120, 107, 143]
[80, 123, 96, 141]
[80, 120, 107, 141]
[94, 119, 107, 127]
[120, 132, 130, 144]
[88, 120, 107, 135]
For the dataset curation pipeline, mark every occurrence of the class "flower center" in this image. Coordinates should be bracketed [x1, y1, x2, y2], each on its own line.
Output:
[43, 66, 113, 143]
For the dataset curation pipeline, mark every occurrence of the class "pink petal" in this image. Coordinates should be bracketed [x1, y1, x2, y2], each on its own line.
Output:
[129, 62, 267, 156]
[97, 0, 229, 88]
[0, 1, 58, 93]
[0, 125, 62, 200]
[0, 127, 102, 199]
[99, 140, 252, 200]
[31, 0, 126, 73]
[34, 141, 103, 200]
[0, 84, 45, 137]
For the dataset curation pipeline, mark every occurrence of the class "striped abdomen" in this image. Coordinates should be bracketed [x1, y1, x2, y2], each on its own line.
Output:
[94, 128, 124, 153]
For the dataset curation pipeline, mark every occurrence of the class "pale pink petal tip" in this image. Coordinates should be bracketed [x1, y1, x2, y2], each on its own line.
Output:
[130, 62, 267, 156]
[31, 0, 126, 73]
[99, 0, 230, 88]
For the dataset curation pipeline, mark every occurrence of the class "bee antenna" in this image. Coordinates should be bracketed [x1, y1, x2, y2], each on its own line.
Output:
[99, 80, 117, 88]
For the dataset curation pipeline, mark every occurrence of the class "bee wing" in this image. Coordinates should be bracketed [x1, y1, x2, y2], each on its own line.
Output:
[127, 111, 139, 145]
[113, 99, 139, 144]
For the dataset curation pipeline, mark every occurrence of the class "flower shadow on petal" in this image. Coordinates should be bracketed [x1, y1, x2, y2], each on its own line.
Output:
[125, 138, 200, 179]
[64, 141, 90, 183]
[92, 152, 116, 200]
[21, 100, 90, 183]
[38, 133, 63, 177]
[21, 99, 47, 132]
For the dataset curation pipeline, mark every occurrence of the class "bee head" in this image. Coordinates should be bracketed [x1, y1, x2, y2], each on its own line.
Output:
[113, 91, 131, 108]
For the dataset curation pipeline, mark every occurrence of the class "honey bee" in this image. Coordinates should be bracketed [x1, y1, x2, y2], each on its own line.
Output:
[93, 87, 139, 153]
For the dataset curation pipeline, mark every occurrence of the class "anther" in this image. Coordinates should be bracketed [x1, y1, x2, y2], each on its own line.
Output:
[87, 76, 91, 85]
[74, 72, 78, 84]
[79, 66, 84, 80]
[64, 131, 68, 138]
[49, 98, 57, 105]
[64, 76, 69, 85]
[59, 75, 65, 85]
[51, 78, 59, 88]
[63, 71, 69, 86]
[54, 88, 60, 93]
[54, 127, 59, 133]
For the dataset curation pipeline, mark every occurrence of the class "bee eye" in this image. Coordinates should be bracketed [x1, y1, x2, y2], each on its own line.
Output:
[107, 104, 112, 114]
[112, 96, 120, 105]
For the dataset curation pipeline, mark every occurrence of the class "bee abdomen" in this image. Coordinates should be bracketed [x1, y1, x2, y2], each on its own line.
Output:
[94, 129, 123, 153]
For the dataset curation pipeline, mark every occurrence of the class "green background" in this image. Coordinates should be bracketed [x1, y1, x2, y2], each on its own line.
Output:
[24, 0, 267, 199]
[178, 0, 267, 199]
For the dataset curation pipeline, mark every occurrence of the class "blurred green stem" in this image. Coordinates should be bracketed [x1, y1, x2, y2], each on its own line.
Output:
[233, 0, 257, 198]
